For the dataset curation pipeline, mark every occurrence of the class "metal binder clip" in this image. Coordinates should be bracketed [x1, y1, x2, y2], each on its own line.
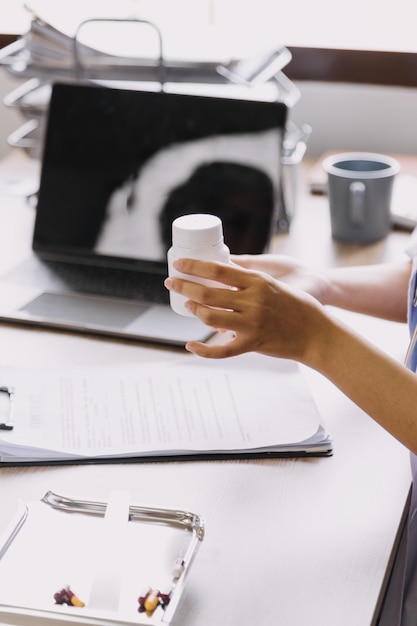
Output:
[0, 386, 14, 431]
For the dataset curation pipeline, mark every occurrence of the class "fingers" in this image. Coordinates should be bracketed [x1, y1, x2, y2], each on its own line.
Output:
[185, 336, 249, 359]
[165, 259, 251, 318]
[172, 258, 252, 290]
[165, 277, 241, 316]
[184, 298, 238, 330]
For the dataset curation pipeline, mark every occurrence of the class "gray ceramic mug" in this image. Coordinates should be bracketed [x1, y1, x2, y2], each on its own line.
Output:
[323, 152, 400, 243]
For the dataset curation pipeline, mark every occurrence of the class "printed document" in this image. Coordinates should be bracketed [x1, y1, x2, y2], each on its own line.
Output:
[0, 355, 331, 463]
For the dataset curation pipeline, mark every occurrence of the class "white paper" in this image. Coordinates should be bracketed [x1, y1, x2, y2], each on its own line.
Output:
[0, 355, 331, 462]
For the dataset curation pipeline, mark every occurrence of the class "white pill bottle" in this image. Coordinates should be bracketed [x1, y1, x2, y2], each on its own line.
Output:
[167, 213, 230, 316]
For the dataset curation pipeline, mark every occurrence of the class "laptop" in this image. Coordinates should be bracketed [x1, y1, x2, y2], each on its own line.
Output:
[0, 82, 287, 346]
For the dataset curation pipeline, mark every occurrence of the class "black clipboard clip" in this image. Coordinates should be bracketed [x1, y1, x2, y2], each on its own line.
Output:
[0, 386, 14, 431]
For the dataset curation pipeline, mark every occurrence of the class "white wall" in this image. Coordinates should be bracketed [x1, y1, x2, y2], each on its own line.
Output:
[1, 73, 417, 160]
[289, 81, 417, 158]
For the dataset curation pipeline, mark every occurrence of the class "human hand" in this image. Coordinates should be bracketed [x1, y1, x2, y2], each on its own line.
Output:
[231, 254, 331, 304]
[164, 258, 329, 361]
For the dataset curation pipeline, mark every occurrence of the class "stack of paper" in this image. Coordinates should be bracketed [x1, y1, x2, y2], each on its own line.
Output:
[0, 2, 300, 159]
[0, 355, 332, 465]
[1, 3, 294, 84]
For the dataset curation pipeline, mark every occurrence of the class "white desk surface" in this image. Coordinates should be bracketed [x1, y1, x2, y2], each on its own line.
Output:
[0, 150, 413, 626]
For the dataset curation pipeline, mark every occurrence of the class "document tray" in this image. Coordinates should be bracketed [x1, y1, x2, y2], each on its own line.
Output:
[0, 490, 205, 626]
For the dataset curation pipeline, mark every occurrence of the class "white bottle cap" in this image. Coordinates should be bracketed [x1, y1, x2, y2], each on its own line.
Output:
[172, 214, 223, 249]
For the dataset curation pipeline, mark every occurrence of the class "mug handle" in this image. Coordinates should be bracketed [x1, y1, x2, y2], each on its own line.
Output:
[349, 181, 366, 225]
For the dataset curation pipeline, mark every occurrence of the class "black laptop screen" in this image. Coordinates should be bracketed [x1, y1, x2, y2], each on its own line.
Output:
[34, 83, 287, 269]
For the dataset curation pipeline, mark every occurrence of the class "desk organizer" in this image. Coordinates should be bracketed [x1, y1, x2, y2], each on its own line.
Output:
[0, 12, 310, 230]
[0, 15, 299, 154]
[0, 490, 205, 626]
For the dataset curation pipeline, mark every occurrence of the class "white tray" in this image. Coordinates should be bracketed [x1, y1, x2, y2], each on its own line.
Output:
[0, 491, 205, 626]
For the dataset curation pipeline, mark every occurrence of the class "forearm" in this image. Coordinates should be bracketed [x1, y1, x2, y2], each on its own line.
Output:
[306, 310, 417, 453]
[323, 259, 411, 322]
[165, 257, 417, 454]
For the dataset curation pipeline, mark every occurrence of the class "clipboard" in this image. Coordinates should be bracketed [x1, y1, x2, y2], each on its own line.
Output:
[0, 491, 204, 626]
[0, 358, 333, 465]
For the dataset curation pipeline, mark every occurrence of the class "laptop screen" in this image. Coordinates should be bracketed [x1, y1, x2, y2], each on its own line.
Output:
[34, 83, 287, 269]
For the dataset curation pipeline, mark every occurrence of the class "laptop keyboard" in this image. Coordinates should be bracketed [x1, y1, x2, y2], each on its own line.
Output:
[1, 257, 169, 305]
